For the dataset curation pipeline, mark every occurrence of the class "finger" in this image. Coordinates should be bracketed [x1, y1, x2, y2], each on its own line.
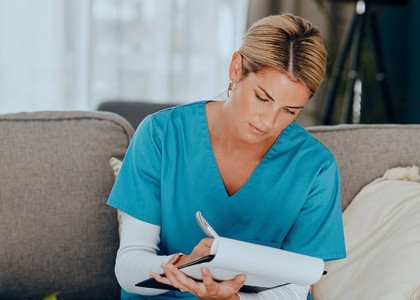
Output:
[201, 267, 218, 295]
[191, 238, 214, 260]
[174, 270, 201, 293]
[150, 272, 172, 286]
[160, 264, 188, 290]
[201, 238, 214, 248]
[162, 263, 197, 292]
[232, 273, 246, 286]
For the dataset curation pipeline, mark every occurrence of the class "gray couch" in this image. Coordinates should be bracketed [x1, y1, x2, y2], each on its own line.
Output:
[1, 111, 134, 300]
[1, 106, 420, 299]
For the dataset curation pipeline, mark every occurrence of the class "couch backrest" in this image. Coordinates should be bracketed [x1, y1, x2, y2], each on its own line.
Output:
[3, 108, 419, 298]
[98, 100, 176, 129]
[308, 124, 420, 210]
[99, 99, 420, 212]
[0, 111, 134, 300]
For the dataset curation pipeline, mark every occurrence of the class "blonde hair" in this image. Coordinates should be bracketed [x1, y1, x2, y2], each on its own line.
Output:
[238, 14, 327, 96]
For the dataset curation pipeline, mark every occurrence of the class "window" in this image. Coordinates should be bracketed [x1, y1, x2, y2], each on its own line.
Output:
[0, 0, 248, 113]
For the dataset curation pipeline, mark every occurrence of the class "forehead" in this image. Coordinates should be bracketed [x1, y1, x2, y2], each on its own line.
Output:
[247, 68, 311, 99]
[252, 68, 297, 84]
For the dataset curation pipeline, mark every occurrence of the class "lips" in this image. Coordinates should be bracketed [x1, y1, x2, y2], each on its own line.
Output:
[249, 123, 267, 135]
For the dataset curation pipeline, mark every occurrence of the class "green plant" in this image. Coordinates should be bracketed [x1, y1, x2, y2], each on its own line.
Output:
[42, 292, 59, 300]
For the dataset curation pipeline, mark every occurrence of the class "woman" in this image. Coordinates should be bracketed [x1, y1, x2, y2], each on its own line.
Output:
[107, 13, 346, 300]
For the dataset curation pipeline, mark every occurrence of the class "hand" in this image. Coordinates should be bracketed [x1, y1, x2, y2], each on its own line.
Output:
[151, 263, 245, 300]
[150, 238, 245, 299]
[175, 238, 214, 267]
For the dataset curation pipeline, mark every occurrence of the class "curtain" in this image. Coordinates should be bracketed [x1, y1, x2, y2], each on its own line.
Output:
[0, 0, 248, 113]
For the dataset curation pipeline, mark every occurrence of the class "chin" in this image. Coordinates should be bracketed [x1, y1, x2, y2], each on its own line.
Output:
[241, 133, 270, 145]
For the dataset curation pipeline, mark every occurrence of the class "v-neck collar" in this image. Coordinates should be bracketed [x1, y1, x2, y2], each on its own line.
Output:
[200, 100, 291, 199]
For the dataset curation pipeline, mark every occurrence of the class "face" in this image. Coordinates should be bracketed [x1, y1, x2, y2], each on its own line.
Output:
[226, 53, 311, 145]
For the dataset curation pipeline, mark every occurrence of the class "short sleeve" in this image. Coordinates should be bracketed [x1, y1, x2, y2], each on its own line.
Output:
[107, 115, 162, 225]
[282, 160, 346, 261]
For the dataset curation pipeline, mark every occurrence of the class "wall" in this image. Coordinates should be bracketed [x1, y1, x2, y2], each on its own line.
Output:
[406, 0, 420, 123]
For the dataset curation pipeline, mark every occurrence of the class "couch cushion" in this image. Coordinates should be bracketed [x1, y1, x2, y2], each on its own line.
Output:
[312, 166, 420, 300]
[110, 157, 123, 238]
[0, 111, 134, 299]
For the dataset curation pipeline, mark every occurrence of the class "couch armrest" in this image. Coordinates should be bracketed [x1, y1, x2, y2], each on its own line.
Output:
[0, 111, 134, 299]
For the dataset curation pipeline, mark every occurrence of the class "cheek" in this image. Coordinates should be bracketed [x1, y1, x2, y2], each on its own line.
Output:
[231, 93, 255, 118]
[275, 111, 299, 128]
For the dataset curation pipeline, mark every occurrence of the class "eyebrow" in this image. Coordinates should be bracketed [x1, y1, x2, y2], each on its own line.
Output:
[257, 85, 305, 109]
[257, 86, 274, 102]
[285, 105, 305, 109]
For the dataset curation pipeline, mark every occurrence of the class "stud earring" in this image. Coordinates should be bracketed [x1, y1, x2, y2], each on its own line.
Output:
[227, 80, 234, 97]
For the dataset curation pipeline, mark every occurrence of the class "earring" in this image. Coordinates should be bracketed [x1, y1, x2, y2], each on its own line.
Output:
[227, 80, 233, 97]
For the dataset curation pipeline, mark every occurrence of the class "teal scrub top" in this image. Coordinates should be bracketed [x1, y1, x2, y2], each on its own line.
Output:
[107, 100, 346, 300]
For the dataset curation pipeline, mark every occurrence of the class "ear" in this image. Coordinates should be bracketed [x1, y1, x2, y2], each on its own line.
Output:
[229, 52, 243, 83]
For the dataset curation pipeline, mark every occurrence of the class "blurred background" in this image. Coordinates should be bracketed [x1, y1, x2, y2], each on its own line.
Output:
[0, 0, 419, 125]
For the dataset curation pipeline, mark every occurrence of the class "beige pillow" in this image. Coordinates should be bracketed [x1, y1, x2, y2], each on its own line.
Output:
[312, 166, 420, 300]
[110, 157, 123, 238]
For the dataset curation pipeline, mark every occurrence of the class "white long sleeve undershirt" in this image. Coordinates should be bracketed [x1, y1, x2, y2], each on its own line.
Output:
[115, 213, 309, 299]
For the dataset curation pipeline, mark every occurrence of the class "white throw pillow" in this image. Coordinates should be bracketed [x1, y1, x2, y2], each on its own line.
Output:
[312, 166, 420, 300]
[110, 157, 123, 238]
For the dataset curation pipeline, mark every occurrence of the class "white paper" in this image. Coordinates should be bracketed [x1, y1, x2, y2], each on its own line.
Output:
[180, 237, 325, 288]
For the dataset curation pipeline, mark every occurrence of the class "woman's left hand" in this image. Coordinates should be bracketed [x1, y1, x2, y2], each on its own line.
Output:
[150, 263, 246, 300]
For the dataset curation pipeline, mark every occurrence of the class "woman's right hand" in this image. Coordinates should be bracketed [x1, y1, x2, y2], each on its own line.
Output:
[174, 238, 214, 267]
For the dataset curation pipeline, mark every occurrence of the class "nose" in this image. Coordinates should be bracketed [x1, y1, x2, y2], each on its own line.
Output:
[259, 108, 277, 129]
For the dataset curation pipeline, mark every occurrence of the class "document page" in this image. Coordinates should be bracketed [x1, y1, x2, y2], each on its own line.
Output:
[180, 236, 325, 288]
[136, 212, 325, 291]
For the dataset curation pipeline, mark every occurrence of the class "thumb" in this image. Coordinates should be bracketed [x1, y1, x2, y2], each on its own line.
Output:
[233, 274, 246, 286]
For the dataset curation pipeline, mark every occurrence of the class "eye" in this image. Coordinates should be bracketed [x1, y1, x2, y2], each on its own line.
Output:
[284, 108, 297, 115]
[255, 93, 269, 103]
